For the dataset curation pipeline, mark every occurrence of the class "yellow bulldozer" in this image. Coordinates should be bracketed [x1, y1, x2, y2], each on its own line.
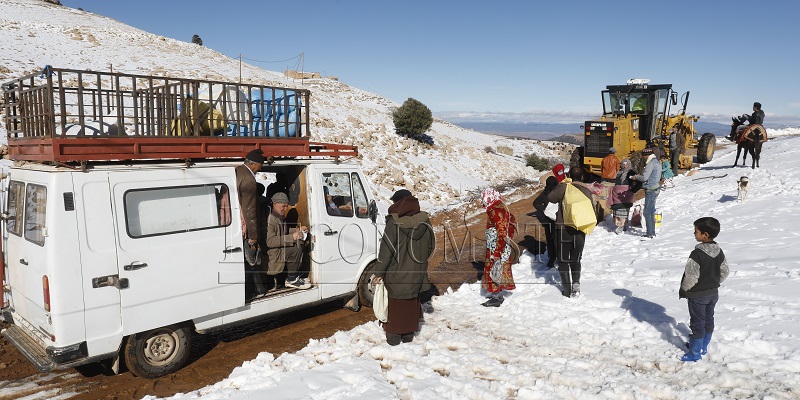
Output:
[572, 79, 716, 176]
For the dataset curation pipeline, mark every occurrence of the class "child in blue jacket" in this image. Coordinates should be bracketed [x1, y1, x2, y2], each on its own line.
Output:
[661, 154, 675, 179]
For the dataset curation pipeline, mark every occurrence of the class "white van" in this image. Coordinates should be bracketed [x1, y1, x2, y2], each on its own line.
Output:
[0, 67, 382, 378]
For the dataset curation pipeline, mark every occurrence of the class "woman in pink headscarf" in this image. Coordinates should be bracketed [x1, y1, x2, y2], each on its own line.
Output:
[480, 188, 517, 307]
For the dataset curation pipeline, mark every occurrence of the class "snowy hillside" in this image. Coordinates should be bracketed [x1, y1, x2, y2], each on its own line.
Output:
[0, 0, 551, 211]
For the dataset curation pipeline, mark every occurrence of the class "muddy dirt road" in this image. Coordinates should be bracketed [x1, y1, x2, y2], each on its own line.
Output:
[0, 188, 550, 400]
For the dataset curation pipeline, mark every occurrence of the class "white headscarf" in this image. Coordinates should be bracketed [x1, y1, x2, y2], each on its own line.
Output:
[481, 188, 502, 211]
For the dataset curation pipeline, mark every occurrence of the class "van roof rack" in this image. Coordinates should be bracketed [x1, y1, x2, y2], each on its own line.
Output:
[7, 136, 358, 163]
[2, 66, 358, 163]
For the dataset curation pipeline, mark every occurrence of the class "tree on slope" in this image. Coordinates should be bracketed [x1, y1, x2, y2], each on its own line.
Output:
[393, 98, 432, 135]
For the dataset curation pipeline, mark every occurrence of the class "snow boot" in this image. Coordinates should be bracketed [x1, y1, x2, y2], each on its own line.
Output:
[386, 333, 402, 346]
[701, 332, 712, 355]
[571, 282, 581, 298]
[481, 296, 504, 307]
[681, 338, 703, 362]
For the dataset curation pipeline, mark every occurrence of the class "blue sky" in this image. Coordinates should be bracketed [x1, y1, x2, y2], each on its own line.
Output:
[61, 0, 800, 123]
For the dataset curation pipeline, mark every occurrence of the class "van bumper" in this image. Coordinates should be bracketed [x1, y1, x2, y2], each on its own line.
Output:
[1, 324, 89, 372]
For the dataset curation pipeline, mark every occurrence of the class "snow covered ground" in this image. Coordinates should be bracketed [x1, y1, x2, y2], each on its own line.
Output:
[147, 129, 800, 399]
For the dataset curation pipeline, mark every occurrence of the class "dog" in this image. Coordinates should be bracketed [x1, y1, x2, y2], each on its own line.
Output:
[737, 176, 750, 201]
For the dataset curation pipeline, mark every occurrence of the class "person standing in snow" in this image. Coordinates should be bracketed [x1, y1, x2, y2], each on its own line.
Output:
[547, 167, 594, 298]
[532, 176, 559, 268]
[600, 147, 621, 218]
[660, 154, 675, 189]
[608, 159, 635, 234]
[668, 126, 681, 176]
[481, 188, 517, 307]
[632, 148, 661, 238]
[372, 189, 434, 345]
[679, 217, 729, 362]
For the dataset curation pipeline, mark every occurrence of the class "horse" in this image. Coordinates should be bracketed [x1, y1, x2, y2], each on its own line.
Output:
[729, 115, 767, 168]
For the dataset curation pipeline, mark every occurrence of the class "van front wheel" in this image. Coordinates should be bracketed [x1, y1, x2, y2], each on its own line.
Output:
[124, 324, 191, 379]
[358, 262, 377, 308]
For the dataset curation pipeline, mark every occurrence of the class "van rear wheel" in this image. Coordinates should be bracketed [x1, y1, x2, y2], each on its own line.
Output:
[124, 324, 191, 379]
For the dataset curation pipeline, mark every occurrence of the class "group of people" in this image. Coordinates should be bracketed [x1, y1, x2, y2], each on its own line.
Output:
[236, 149, 311, 300]
[528, 141, 729, 361]
[601, 143, 677, 238]
[231, 135, 733, 360]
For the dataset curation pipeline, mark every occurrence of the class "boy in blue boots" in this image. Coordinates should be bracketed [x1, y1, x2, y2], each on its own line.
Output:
[679, 217, 729, 362]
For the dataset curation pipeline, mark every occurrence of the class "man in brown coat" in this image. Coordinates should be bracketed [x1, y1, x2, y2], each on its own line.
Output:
[266, 192, 310, 290]
[236, 149, 265, 298]
[235, 149, 264, 256]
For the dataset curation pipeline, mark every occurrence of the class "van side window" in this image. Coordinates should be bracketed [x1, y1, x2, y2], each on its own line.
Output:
[6, 181, 24, 237]
[351, 173, 369, 219]
[124, 184, 230, 238]
[322, 173, 354, 217]
[24, 184, 47, 246]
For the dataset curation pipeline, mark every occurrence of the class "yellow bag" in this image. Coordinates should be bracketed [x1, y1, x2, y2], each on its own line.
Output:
[563, 181, 596, 234]
[168, 98, 226, 136]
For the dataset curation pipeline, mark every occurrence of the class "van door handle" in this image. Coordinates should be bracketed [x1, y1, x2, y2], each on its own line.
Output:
[324, 230, 338, 236]
[19, 259, 28, 265]
[92, 275, 129, 289]
[224, 247, 242, 254]
[123, 262, 148, 271]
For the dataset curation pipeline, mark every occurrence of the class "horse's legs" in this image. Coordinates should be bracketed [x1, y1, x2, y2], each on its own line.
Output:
[734, 144, 743, 166]
[754, 142, 762, 168]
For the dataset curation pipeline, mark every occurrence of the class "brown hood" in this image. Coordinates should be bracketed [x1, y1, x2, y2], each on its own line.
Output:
[388, 195, 421, 217]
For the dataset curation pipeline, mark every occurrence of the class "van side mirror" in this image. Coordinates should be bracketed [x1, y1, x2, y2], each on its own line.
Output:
[368, 200, 378, 223]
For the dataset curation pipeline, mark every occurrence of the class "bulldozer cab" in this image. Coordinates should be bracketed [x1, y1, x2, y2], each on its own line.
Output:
[575, 82, 673, 176]
[602, 83, 673, 142]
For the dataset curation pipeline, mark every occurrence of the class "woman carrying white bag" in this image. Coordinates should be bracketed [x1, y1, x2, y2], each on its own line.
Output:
[372, 190, 435, 345]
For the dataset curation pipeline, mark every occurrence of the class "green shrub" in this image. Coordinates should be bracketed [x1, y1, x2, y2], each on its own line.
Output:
[392, 98, 432, 135]
[525, 153, 552, 171]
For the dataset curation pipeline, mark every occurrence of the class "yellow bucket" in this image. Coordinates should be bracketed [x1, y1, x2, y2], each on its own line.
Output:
[655, 210, 663, 228]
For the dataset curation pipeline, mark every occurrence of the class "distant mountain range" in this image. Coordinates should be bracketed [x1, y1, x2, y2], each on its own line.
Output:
[448, 121, 732, 141]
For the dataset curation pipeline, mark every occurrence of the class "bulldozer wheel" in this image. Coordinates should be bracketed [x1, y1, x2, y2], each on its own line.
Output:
[697, 133, 716, 164]
[570, 146, 583, 170]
